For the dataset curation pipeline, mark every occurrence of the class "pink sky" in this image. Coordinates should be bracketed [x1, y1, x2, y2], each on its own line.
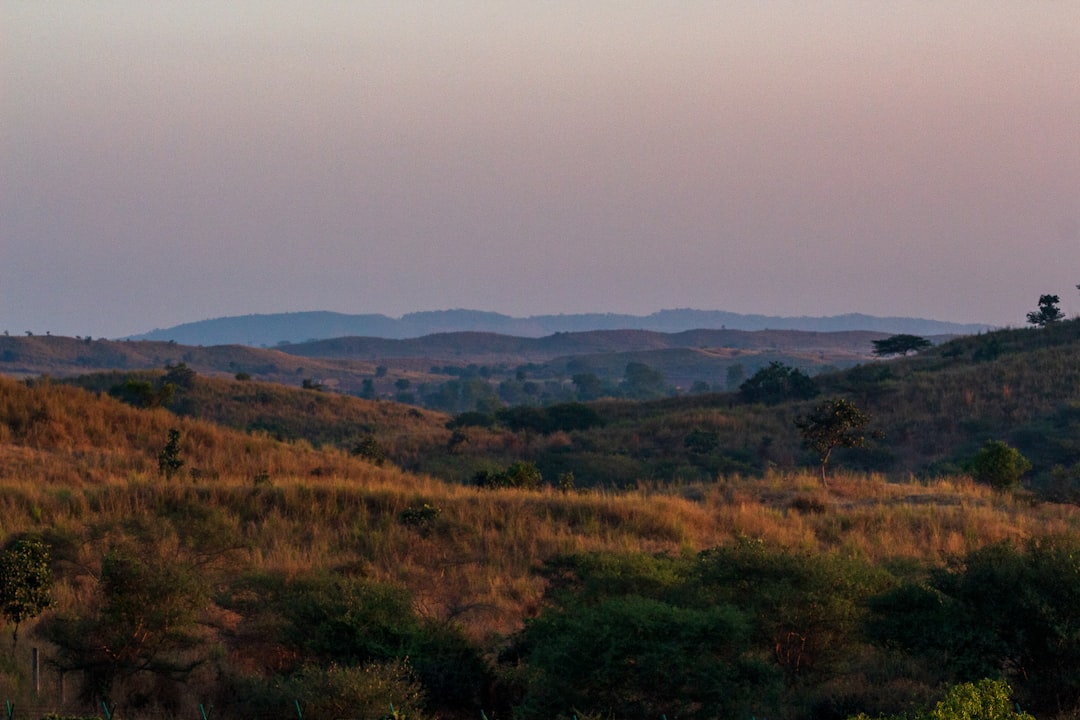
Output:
[3, 2, 1079, 337]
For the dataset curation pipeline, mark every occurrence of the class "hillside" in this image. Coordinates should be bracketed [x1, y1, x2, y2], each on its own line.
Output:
[0, 328, 887, 408]
[3, 373, 1080, 718]
[31, 320, 1080, 495]
[127, 308, 991, 345]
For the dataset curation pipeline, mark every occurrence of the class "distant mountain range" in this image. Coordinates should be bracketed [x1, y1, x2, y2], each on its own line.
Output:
[128, 309, 992, 347]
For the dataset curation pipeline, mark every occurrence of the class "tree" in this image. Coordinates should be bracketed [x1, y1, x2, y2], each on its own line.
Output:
[351, 435, 387, 466]
[871, 334, 931, 357]
[39, 544, 210, 704]
[740, 361, 818, 405]
[926, 679, 1034, 720]
[620, 362, 668, 399]
[162, 362, 196, 389]
[970, 439, 1031, 490]
[796, 398, 875, 486]
[158, 428, 184, 478]
[1027, 294, 1064, 326]
[726, 363, 746, 390]
[572, 372, 603, 401]
[517, 595, 773, 720]
[0, 536, 53, 648]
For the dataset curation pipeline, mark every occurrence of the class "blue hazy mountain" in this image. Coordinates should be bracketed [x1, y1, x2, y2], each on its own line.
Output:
[127, 309, 992, 347]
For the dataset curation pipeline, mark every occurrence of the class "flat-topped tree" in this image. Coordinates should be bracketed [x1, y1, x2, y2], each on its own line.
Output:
[872, 334, 931, 357]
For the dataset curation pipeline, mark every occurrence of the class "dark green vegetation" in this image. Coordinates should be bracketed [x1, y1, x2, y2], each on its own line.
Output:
[872, 333, 932, 357]
[2, 313, 1080, 718]
[0, 536, 53, 647]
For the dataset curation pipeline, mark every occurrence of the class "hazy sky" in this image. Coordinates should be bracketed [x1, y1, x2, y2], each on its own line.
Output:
[3, 2, 1079, 338]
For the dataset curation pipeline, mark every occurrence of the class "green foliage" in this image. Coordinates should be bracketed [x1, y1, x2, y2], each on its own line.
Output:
[352, 435, 388, 465]
[869, 536, 1080, 714]
[473, 461, 543, 490]
[684, 428, 720, 454]
[109, 378, 175, 408]
[695, 540, 891, 682]
[273, 573, 419, 665]
[739, 361, 818, 404]
[398, 504, 442, 535]
[1027, 294, 1064, 326]
[521, 544, 896, 719]
[495, 403, 604, 434]
[517, 595, 774, 720]
[845, 679, 1032, 720]
[229, 662, 429, 720]
[40, 541, 211, 704]
[224, 571, 489, 715]
[873, 334, 932, 357]
[157, 428, 184, 479]
[0, 536, 53, 647]
[572, 372, 605, 401]
[620, 362, 669, 400]
[162, 362, 196, 389]
[796, 398, 875, 485]
[969, 440, 1031, 490]
[925, 679, 1033, 720]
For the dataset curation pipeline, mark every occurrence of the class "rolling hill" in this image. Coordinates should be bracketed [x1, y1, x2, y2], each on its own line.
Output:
[2, 320, 1080, 718]
[0, 327, 891, 404]
[126, 308, 991, 345]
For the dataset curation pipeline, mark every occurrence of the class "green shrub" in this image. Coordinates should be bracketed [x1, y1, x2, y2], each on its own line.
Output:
[970, 440, 1031, 490]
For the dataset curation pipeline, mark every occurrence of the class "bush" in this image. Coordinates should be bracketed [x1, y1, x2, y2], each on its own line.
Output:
[969, 440, 1031, 490]
[516, 595, 776, 720]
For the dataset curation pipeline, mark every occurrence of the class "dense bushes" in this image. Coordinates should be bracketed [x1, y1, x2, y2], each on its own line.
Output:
[870, 535, 1080, 715]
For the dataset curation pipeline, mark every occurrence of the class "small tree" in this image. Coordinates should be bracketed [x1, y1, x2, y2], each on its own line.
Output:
[796, 398, 874, 486]
[0, 537, 53, 648]
[158, 428, 184, 479]
[351, 435, 387, 466]
[926, 679, 1034, 720]
[1027, 294, 1064, 326]
[872, 334, 931, 357]
[970, 439, 1031, 490]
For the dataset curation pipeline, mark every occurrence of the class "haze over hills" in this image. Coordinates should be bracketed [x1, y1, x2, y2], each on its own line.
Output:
[127, 309, 992, 346]
[0, 327, 888, 400]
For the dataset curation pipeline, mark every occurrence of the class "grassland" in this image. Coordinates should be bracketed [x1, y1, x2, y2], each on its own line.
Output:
[1, 320, 1080, 719]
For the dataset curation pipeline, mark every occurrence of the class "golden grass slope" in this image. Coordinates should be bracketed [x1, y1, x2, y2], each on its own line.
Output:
[3, 374, 1080, 643]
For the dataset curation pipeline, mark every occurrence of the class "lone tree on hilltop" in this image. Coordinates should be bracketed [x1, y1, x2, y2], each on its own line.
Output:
[796, 398, 876, 487]
[872, 334, 931, 357]
[1027, 294, 1064, 327]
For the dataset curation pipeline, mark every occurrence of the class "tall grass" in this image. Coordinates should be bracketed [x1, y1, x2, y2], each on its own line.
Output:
[3, 372, 1080, 644]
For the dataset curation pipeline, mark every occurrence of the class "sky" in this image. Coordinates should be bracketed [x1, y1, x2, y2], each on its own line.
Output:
[3, 2, 1079, 338]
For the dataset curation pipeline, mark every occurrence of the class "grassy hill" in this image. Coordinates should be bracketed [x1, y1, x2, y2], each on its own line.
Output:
[42, 320, 1080, 494]
[2, 321, 1080, 718]
[0, 328, 886, 409]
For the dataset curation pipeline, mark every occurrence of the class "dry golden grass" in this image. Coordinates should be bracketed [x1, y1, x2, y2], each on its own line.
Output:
[4, 373, 1080, 643]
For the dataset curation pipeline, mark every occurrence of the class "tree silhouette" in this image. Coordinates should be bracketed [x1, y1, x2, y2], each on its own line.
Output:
[1027, 294, 1064, 326]
[796, 398, 876, 486]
